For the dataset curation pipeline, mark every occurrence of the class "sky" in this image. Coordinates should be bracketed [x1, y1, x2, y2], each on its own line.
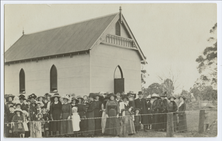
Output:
[4, 4, 217, 94]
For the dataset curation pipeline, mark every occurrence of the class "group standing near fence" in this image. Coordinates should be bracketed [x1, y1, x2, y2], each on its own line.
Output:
[4, 91, 187, 138]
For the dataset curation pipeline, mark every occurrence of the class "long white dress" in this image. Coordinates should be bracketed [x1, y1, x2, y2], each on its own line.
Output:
[72, 113, 80, 131]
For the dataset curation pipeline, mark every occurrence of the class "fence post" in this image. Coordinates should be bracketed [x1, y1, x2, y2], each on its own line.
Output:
[166, 112, 174, 137]
[198, 110, 205, 133]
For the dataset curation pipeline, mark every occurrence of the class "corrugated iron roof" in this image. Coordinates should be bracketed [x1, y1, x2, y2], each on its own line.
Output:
[5, 13, 118, 63]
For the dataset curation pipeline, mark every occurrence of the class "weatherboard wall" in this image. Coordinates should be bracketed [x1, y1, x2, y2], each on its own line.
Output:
[90, 43, 141, 93]
[4, 54, 90, 96]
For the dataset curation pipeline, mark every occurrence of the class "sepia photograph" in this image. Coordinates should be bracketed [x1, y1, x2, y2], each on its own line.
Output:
[1, 2, 220, 139]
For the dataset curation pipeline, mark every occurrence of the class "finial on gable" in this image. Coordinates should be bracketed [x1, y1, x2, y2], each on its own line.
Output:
[22, 28, 24, 35]
[119, 6, 122, 23]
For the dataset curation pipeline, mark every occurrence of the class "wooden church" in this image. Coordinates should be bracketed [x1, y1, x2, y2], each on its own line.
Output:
[5, 8, 146, 96]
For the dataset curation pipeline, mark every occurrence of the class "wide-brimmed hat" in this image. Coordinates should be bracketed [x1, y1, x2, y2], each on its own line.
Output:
[19, 94, 26, 100]
[28, 93, 37, 100]
[5, 94, 15, 102]
[16, 103, 21, 106]
[160, 93, 167, 97]
[147, 95, 151, 99]
[14, 108, 23, 113]
[51, 93, 60, 98]
[138, 91, 143, 95]
[76, 95, 84, 100]
[151, 93, 160, 98]
[44, 93, 51, 97]
[37, 96, 45, 101]
[107, 93, 116, 99]
[71, 97, 79, 103]
[89, 93, 95, 98]
[121, 94, 129, 100]
[63, 95, 71, 101]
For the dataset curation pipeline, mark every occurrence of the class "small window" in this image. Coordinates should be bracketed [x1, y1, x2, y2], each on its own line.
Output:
[19, 69, 25, 93]
[50, 65, 57, 92]
[115, 22, 121, 36]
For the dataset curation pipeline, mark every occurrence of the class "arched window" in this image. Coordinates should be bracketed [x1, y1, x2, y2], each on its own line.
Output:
[114, 65, 123, 78]
[115, 22, 121, 36]
[19, 69, 25, 93]
[50, 65, 57, 92]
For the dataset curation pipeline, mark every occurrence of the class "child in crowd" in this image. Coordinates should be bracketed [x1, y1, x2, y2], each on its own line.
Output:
[11, 108, 25, 138]
[35, 113, 43, 137]
[71, 107, 80, 137]
[134, 109, 141, 133]
[22, 110, 29, 137]
[42, 107, 49, 137]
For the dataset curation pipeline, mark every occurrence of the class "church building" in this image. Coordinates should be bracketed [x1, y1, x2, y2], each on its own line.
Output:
[5, 8, 146, 96]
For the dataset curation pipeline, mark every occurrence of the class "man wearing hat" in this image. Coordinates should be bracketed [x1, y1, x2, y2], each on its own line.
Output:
[159, 92, 168, 131]
[86, 93, 96, 137]
[168, 95, 178, 132]
[19, 94, 28, 112]
[134, 91, 149, 132]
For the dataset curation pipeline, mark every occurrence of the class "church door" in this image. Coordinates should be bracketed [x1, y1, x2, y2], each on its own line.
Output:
[114, 66, 124, 94]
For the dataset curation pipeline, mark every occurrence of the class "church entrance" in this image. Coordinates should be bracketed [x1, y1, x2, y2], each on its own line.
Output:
[114, 66, 124, 94]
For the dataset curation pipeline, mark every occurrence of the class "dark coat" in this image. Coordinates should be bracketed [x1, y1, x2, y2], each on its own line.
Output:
[86, 101, 96, 135]
[134, 98, 148, 124]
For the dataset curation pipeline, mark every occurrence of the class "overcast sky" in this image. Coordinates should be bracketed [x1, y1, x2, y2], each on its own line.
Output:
[4, 4, 217, 94]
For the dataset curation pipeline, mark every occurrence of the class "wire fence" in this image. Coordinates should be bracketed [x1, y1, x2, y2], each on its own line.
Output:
[4, 110, 217, 138]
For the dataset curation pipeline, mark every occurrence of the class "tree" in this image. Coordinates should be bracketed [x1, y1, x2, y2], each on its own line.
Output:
[146, 83, 163, 96]
[196, 23, 217, 87]
[180, 90, 191, 103]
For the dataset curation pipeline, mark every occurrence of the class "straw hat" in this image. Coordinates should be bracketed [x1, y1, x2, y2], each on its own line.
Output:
[151, 93, 160, 98]
[28, 93, 37, 100]
[51, 93, 60, 98]
[44, 93, 51, 97]
[14, 108, 23, 113]
[63, 95, 71, 101]
[19, 94, 26, 100]
[147, 95, 151, 99]
[5, 94, 15, 102]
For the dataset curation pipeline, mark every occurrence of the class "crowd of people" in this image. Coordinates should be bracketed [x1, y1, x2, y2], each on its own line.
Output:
[4, 90, 187, 138]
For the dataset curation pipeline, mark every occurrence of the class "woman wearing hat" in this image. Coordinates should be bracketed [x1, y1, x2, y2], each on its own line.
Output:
[104, 93, 120, 136]
[120, 95, 136, 136]
[94, 93, 102, 136]
[177, 96, 187, 132]
[60, 96, 73, 136]
[151, 93, 162, 131]
[50, 93, 62, 135]
[146, 95, 152, 130]
[159, 93, 168, 131]
[71, 97, 79, 108]
[19, 94, 28, 112]
[28, 93, 37, 121]
[76, 96, 87, 137]
[168, 95, 178, 132]
[11, 108, 25, 137]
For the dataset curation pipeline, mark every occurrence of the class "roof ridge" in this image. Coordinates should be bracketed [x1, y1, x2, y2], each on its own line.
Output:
[25, 12, 118, 36]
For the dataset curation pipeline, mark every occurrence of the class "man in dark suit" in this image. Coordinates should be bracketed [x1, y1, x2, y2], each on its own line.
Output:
[134, 91, 149, 132]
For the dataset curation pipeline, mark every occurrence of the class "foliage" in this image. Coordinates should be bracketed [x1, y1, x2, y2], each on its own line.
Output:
[195, 23, 217, 86]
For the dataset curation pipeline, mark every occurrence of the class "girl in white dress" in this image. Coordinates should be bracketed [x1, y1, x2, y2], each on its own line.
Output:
[71, 107, 80, 136]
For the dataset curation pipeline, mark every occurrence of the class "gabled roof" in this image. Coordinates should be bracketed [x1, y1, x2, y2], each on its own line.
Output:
[5, 13, 118, 63]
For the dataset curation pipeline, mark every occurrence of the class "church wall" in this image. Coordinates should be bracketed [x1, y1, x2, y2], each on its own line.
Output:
[4, 54, 90, 97]
[90, 43, 142, 94]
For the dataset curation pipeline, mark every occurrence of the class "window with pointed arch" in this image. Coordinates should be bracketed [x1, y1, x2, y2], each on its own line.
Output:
[115, 21, 121, 36]
[19, 69, 25, 93]
[114, 65, 123, 79]
[50, 65, 58, 92]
